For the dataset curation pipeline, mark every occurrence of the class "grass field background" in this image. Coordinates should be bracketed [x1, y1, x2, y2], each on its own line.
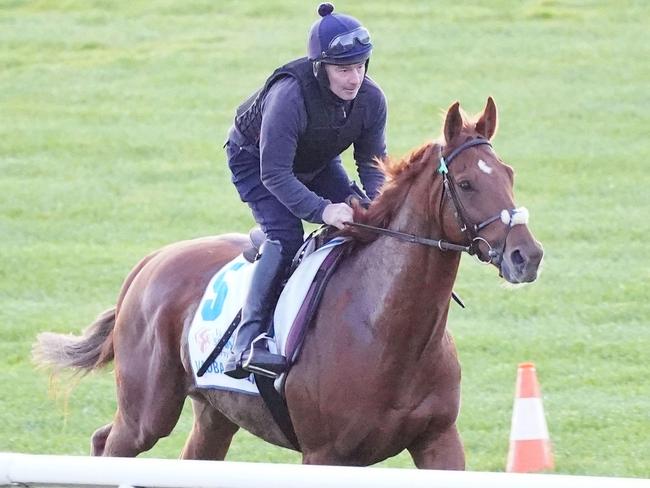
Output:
[1, 0, 649, 478]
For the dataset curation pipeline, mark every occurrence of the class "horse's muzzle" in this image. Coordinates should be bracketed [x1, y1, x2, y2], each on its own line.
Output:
[499, 239, 544, 284]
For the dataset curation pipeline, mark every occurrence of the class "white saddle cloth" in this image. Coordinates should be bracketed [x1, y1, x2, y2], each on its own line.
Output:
[188, 237, 345, 394]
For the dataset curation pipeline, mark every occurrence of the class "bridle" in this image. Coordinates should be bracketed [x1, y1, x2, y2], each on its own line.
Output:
[439, 138, 505, 264]
[346, 138, 529, 266]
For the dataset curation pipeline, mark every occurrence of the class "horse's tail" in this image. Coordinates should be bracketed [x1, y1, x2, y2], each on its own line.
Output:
[33, 248, 160, 375]
[33, 307, 116, 375]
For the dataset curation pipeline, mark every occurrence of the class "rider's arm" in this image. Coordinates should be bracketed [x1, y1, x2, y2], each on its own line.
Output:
[353, 79, 387, 199]
[258, 78, 331, 224]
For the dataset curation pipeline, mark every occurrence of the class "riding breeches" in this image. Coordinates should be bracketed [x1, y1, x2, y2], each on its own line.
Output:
[226, 140, 352, 260]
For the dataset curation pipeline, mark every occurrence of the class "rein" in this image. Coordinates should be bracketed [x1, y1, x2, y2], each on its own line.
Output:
[346, 138, 527, 265]
[344, 221, 472, 253]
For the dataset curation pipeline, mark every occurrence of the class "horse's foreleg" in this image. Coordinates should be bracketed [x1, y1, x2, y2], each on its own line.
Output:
[180, 398, 239, 460]
[407, 423, 465, 470]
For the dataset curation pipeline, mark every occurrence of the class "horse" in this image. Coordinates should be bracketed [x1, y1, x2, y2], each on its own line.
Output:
[34, 97, 543, 469]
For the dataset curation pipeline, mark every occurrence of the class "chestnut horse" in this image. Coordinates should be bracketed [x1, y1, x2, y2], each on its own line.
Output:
[34, 98, 543, 469]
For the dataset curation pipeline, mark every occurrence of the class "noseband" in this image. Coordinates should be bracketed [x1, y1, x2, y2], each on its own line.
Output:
[346, 138, 529, 266]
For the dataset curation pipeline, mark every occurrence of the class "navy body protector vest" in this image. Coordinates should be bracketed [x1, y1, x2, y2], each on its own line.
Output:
[234, 57, 368, 174]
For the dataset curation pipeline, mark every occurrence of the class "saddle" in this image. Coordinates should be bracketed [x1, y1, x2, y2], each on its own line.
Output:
[243, 226, 336, 268]
[242, 228, 267, 263]
[198, 226, 343, 377]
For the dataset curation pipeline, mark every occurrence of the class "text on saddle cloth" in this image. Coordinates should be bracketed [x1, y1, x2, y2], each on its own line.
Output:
[188, 237, 348, 394]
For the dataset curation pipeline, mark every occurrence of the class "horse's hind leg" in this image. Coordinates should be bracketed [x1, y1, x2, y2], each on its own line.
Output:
[100, 338, 189, 456]
[180, 398, 239, 460]
[100, 371, 187, 456]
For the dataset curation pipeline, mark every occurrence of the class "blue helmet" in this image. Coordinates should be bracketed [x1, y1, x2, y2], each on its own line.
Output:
[307, 3, 372, 65]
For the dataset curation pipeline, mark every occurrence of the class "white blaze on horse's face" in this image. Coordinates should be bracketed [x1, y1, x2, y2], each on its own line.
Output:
[477, 159, 493, 175]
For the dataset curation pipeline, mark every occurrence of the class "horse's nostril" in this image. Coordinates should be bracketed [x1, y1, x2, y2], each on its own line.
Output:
[510, 249, 525, 267]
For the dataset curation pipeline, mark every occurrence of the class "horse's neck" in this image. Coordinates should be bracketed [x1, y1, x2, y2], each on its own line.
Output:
[350, 181, 461, 352]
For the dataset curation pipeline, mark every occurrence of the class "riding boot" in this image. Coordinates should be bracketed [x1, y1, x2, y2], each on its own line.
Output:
[223, 239, 288, 379]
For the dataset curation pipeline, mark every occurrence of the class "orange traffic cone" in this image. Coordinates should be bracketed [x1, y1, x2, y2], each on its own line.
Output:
[506, 362, 554, 473]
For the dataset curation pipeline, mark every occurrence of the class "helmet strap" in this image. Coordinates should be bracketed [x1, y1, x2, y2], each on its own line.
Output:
[314, 62, 331, 89]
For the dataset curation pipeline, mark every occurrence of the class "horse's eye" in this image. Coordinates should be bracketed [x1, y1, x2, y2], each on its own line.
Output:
[459, 180, 472, 191]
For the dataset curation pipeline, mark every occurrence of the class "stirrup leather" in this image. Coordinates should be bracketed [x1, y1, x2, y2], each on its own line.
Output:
[242, 334, 287, 379]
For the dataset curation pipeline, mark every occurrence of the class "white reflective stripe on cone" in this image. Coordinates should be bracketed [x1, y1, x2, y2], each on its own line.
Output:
[510, 397, 550, 441]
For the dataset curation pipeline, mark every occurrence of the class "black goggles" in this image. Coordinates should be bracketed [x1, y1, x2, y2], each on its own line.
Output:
[327, 27, 371, 57]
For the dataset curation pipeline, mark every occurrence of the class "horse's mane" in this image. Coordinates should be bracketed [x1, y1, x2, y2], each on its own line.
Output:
[340, 113, 478, 246]
[343, 142, 439, 244]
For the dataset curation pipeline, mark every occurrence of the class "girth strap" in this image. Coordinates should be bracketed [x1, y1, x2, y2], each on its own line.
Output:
[255, 375, 300, 450]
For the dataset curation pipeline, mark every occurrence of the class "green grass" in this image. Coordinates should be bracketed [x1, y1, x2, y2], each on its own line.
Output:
[1, 0, 649, 478]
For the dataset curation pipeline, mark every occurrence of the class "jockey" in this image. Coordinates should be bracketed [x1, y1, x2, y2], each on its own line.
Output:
[224, 2, 387, 379]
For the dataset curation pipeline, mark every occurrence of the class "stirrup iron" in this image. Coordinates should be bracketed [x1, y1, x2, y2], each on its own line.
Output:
[242, 334, 286, 379]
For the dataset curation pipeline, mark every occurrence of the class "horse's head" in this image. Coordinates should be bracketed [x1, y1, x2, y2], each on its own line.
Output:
[437, 97, 543, 283]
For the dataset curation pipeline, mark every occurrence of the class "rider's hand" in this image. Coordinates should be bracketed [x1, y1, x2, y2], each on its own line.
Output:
[322, 203, 354, 230]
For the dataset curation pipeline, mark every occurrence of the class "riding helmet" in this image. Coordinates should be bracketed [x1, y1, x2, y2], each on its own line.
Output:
[307, 3, 373, 66]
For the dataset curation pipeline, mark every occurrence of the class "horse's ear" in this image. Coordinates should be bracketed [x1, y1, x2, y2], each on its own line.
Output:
[444, 101, 463, 144]
[475, 96, 498, 140]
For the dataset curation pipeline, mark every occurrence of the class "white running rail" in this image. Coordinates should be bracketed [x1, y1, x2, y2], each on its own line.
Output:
[0, 453, 648, 488]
